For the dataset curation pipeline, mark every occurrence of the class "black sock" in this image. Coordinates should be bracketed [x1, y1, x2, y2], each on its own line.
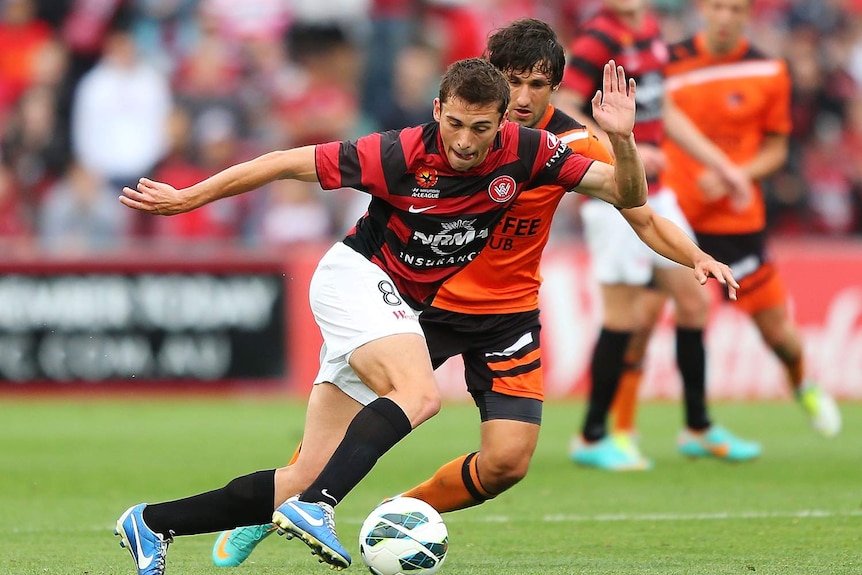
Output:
[142, 470, 275, 537]
[582, 328, 632, 442]
[300, 397, 412, 506]
[676, 327, 711, 431]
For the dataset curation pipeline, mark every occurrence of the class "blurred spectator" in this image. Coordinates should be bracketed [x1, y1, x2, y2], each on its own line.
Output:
[276, 22, 360, 145]
[38, 160, 129, 253]
[0, 162, 32, 239]
[377, 41, 439, 131]
[0, 84, 69, 207]
[130, 0, 200, 75]
[60, 0, 125, 81]
[71, 21, 171, 190]
[152, 106, 253, 242]
[803, 115, 856, 234]
[0, 0, 53, 122]
[260, 179, 333, 246]
[419, 0, 486, 66]
[199, 0, 293, 43]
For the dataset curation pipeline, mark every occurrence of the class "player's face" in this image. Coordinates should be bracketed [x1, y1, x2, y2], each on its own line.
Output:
[434, 97, 506, 172]
[700, 0, 751, 53]
[605, 0, 647, 16]
[504, 67, 555, 129]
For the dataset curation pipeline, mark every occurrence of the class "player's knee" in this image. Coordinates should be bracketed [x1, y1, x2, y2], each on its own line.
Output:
[479, 450, 531, 493]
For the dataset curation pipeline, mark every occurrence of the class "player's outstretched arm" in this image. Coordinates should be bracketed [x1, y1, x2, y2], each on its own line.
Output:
[580, 60, 646, 209]
[620, 204, 739, 300]
[119, 146, 319, 215]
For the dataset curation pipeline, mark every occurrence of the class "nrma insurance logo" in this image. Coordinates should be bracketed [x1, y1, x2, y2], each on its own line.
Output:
[412, 219, 489, 256]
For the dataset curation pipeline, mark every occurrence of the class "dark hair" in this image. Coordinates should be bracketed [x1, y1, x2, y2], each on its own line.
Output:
[438, 58, 510, 116]
[485, 18, 565, 88]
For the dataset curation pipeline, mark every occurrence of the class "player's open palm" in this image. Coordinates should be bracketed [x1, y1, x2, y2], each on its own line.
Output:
[591, 60, 636, 138]
[120, 178, 196, 215]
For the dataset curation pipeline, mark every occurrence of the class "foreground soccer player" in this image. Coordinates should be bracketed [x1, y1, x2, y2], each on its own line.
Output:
[609, 0, 841, 440]
[114, 57, 679, 574]
[209, 19, 742, 569]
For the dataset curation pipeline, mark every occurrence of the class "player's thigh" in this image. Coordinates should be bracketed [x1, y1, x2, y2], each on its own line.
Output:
[310, 242, 431, 406]
[275, 383, 364, 503]
[599, 283, 649, 330]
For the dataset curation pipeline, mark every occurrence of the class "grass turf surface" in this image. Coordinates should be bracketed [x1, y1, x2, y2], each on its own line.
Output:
[1, 397, 859, 574]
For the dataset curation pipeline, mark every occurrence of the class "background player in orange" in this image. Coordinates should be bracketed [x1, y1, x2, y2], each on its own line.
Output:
[209, 18, 741, 568]
[556, 0, 759, 470]
[609, 0, 841, 444]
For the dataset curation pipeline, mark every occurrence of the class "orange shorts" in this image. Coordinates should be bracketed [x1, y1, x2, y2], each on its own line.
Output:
[695, 230, 788, 315]
[732, 262, 788, 316]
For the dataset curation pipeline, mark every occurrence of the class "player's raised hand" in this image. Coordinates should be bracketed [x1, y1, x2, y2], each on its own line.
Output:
[591, 60, 636, 138]
[693, 257, 739, 301]
[119, 178, 196, 215]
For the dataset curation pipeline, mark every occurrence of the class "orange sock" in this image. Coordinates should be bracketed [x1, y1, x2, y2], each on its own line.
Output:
[611, 367, 643, 434]
[401, 452, 494, 513]
[286, 442, 302, 466]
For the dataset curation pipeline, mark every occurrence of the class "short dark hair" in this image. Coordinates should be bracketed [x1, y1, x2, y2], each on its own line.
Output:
[485, 18, 565, 88]
[438, 58, 510, 116]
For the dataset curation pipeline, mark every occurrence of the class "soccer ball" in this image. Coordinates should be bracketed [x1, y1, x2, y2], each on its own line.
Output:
[358, 497, 449, 575]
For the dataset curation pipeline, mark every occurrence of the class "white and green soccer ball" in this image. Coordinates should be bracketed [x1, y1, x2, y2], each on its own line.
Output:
[358, 497, 449, 575]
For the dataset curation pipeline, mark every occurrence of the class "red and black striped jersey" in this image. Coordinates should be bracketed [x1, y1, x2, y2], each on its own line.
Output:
[314, 120, 594, 308]
[431, 106, 613, 314]
[564, 8, 667, 192]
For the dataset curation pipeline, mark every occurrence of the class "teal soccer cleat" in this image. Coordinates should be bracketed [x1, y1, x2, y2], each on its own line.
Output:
[570, 433, 652, 471]
[115, 504, 172, 575]
[677, 425, 761, 462]
[213, 524, 277, 567]
[272, 496, 351, 570]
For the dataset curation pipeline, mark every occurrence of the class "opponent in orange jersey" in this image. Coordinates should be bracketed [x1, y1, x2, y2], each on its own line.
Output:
[611, 0, 841, 440]
[207, 19, 740, 567]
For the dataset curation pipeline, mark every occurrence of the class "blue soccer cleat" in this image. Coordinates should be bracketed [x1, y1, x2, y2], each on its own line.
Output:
[114, 503, 172, 575]
[677, 425, 761, 462]
[213, 523, 277, 567]
[570, 433, 652, 471]
[272, 496, 351, 570]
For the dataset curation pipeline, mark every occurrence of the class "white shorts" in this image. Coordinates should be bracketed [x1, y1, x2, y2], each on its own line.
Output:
[582, 188, 695, 285]
[310, 242, 425, 405]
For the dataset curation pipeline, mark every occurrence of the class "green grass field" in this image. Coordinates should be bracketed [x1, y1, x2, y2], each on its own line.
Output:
[1, 397, 859, 575]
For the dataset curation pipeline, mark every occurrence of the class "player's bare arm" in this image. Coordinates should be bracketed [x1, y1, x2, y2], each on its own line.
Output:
[621, 204, 739, 300]
[119, 146, 319, 215]
[577, 61, 647, 209]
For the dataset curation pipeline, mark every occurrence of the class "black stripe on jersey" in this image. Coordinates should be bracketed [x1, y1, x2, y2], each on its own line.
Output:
[421, 123, 439, 155]
[380, 131, 409, 195]
[544, 108, 586, 135]
[338, 140, 363, 190]
[669, 38, 697, 63]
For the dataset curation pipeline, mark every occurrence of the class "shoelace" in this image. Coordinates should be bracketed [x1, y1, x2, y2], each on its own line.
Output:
[318, 503, 338, 536]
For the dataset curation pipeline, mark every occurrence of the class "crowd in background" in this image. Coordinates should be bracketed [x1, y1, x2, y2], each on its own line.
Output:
[2, 0, 862, 257]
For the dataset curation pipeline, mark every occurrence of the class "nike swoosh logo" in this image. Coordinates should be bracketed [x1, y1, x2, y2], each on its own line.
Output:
[287, 501, 324, 527]
[321, 489, 338, 505]
[216, 531, 233, 560]
[408, 204, 435, 213]
[131, 515, 154, 570]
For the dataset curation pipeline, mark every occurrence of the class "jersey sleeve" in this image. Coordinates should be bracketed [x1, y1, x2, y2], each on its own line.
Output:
[529, 129, 594, 190]
[564, 126, 614, 165]
[314, 131, 395, 195]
